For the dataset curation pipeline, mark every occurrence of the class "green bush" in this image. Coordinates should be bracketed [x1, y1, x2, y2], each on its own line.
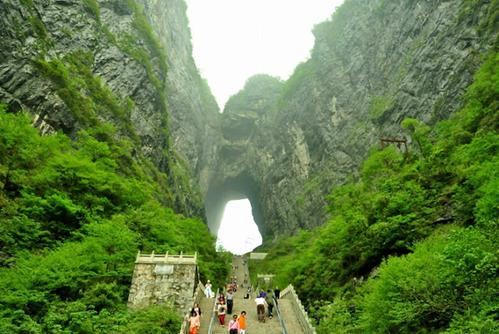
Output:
[254, 51, 498, 332]
[359, 227, 498, 333]
[0, 107, 229, 330]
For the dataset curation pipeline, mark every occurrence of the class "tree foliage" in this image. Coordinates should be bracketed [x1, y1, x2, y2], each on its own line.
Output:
[253, 52, 498, 333]
[0, 106, 229, 332]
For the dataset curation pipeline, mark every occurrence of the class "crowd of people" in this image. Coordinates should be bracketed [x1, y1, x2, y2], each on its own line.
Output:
[216, 275, 243, 332]
[189, 260, 281, 334]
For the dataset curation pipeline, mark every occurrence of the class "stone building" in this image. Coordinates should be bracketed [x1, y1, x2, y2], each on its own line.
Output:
[127, 252, 198, 313]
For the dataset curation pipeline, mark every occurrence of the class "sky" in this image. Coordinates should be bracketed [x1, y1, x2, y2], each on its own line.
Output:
[185, 1, 344, 253]
[185, 0, 345, 110]
[216, 199, 262, 255]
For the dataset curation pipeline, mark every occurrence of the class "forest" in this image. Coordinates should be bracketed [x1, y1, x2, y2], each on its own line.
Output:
[251, 51, 498, 333]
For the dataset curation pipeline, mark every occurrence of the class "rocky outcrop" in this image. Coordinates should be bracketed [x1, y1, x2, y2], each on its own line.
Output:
[0, 0, 496, 240]
[0, 0, 219, 216]
[206, 0, 497, 237]
[141, 0, 221, 191]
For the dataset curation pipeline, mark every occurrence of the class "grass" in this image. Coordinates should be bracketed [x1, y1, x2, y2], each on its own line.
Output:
[82, 0, 101, 23]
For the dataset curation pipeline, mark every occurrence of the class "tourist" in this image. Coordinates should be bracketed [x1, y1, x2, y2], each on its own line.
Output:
[244, 287, 251, 299]
[218, 292, 226, 305]
[189, 309, 200, 334]
[255, 292, 267, 322]
[238, 311, 247, 334]
[228, 314, 240, 334]
[192, 303, 202, 317]
[265, 290, 274, 318]
[204, 280, 214, 298]
[226, 289, 234, 314]
[274, 286, 280, 299]
[217, 300, 227, 326]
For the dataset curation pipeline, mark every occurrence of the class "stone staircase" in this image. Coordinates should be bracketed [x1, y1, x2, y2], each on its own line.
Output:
[195, 256, 311, 334]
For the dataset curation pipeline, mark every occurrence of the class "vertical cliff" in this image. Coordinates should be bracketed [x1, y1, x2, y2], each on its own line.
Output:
[0, 0, 496, 240]
[140, 0, 221, 192]
[0, 0, 219, 216]
[0, 1, 229, 330]
[206, 0, 497, 237]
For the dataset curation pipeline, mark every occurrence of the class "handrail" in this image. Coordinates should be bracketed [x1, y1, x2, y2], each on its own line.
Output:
[207, 288, 220, 334]
[274, 296, 289, 334]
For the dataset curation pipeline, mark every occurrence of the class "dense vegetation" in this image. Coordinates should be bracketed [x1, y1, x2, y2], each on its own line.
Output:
[252, 52, 498, 333]
[0, 105, 229, 333]
[1, 0, 228, 332]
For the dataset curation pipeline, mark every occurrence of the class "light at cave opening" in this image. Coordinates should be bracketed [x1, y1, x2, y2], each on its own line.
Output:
[216, 199, 262, 255]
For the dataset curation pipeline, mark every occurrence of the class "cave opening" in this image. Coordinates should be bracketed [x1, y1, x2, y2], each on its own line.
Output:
[216, 199, 262, 254]
[204, 171, 265, 254]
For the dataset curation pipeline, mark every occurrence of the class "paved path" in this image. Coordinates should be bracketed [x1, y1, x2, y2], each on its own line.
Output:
[198, 256, 283, 334]
[276, 298, 305, 334]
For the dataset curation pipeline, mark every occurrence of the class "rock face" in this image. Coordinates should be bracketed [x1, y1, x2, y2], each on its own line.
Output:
[205, 0, 497, 237]
[0, 0, 219, 216]
[141, 0, 221, 191]
[0, 0, 496, 240]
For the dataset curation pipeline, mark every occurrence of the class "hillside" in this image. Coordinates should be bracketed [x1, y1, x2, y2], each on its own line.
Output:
[0, 0, 497, 332]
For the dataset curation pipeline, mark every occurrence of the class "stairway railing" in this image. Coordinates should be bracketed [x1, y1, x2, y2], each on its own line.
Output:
[274, 295, 289, 334]
[207, 288, 220, 334]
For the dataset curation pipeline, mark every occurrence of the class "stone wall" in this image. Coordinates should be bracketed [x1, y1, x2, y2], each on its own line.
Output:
[127, 253, 197, 313]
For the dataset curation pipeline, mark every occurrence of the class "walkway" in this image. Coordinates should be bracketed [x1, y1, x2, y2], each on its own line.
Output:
[198, 256, 288, 334]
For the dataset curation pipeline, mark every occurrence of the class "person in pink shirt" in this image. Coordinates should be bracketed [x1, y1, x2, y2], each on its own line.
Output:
[228, 314, 240, 334]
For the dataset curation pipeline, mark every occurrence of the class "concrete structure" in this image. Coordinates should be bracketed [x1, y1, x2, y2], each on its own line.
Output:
[128, 251, 198, 313]
[249, 252, 268, 260]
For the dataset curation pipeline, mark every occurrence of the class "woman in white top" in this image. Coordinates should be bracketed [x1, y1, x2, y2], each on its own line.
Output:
[204, 280, 214, 298]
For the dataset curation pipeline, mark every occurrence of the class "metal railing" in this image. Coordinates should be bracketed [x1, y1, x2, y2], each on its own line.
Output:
[274, 295, 289, 334]
[207, 288, 220, 334]
[280, 285, 316, 334]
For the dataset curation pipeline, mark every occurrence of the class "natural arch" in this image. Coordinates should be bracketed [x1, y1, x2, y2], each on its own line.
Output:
[204, 171, 265, 238]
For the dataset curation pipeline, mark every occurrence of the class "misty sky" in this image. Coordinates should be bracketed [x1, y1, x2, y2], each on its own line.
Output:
[185, 1, 344, 254]
[185, 0, 345, 110]
[216, 199, 262, 255]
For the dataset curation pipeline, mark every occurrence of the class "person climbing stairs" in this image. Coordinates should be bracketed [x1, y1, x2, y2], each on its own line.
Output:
[196, 255, 309, 334]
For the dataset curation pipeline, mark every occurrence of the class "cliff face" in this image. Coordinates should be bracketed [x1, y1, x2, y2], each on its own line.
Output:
[0, 0, 219, 216]
[141, 0, 221, 190]
[1, 0, 496, 240]
[206, 0, 497, 237]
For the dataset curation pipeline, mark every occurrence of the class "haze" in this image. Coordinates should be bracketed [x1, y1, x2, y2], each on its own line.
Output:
[186, 0, 344, 253]
[186, 0, 345, 109]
